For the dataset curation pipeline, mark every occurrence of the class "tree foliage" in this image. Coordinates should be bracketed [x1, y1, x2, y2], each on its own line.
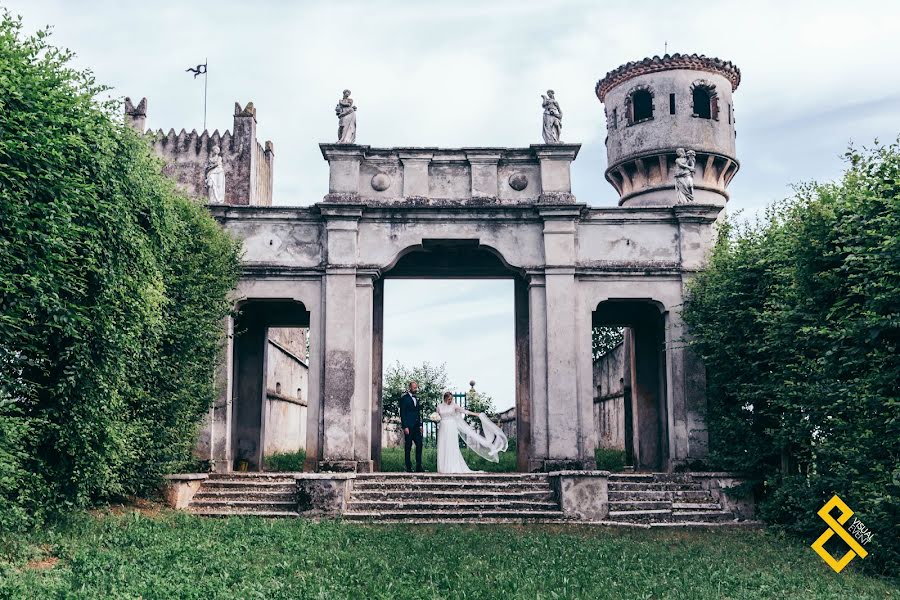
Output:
[382, 361, 450, 423]
[683, 141, 900, 575]
[0, 13, 240, 531]
[592, 326, 624, 360]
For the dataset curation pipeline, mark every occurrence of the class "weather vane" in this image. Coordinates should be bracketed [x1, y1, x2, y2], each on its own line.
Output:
[185, 59, 208, 130]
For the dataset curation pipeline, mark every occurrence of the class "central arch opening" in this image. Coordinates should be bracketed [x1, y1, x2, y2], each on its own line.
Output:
[371, 240, 530, 472]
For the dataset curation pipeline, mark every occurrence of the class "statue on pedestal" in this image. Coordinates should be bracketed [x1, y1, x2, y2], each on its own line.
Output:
[674, 148, 696, 203]
[336, 89, 357, 144]
[205, 145, 225, 204]
[542, 90, 562, 144]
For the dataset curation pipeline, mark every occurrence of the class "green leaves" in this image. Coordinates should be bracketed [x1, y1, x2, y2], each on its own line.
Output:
[0, 10, 240, 533]
[683, 140, 900, 576]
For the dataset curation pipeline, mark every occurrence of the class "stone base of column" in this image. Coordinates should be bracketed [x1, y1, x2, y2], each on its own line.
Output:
[211, 459, 231, 473]
[318, 460, 374, 473]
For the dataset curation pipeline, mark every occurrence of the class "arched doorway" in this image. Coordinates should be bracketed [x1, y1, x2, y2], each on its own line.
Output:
[371, 239, 530, 471]
[232, 300, 310, 471]
[592, 300, 668, 471]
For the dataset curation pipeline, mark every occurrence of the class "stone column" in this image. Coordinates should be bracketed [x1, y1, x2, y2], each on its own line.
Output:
[398, 151, 433, 198]
[209, 315, 234, 472]
[538, 205, 594, 470]
[671, 204, 721, 466]
[319, 206, 373, 472]
[514, 277, 532, 472]
[353, 271, 376, 472]
[466, 150, 500, 198]
[527, 273, 549, 471]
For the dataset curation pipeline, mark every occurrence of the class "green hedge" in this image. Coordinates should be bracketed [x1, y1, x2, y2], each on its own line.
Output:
[683, 142, 900, 575]
[0, 13, 240, 532]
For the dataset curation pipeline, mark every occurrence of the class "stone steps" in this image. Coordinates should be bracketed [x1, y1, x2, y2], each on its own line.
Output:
[608, 489, 711, 501]
[606, 473, 736, 524]
[189, 508, 300, 518]
[343, 509, 570, 522]
[188, 475, 299, 517]
[348, 499, 560, 511]
[345, 473, 568, 524]
[352, 490, 555, 501]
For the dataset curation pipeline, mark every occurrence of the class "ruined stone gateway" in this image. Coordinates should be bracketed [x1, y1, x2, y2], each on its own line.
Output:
[134, 53, 741, 475]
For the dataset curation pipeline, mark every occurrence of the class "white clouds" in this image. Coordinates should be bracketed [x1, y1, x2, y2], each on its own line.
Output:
[383, 280, 515, 410]
[8, 0, 899, 408]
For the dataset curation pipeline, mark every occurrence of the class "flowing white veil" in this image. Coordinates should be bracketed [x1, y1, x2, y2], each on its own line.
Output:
[456, 413, 508, 463]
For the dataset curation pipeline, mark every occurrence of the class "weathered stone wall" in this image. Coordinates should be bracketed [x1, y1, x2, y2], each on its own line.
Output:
[206, 198, 721, 472]
[125, 98, 274, 206]
[263, 329, 309, 456]
[593, 341, 626, 450]
[320, 145, 579, 205]
[496, 406, 517, 439]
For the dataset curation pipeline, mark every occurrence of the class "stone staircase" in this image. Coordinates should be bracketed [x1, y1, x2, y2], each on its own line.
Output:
[188, 473, 299, 518]
[343, 473, 571, 524]
[605, 473, 739, 526]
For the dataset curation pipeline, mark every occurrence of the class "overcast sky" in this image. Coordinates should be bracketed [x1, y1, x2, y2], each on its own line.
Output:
[9, 1, 900, 409]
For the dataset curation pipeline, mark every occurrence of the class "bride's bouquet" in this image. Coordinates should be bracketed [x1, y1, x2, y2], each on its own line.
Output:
[429, 411, 441, 423]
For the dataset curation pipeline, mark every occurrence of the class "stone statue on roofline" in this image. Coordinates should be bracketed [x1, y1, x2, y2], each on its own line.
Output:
[541, 90, 562, 144]
[674, 148, 696, 204]
[205, 145, 225, 204]
[336, 89, 357, 144]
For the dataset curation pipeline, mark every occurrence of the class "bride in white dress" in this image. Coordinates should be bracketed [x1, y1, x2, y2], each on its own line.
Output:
[436, 391, 509, 473]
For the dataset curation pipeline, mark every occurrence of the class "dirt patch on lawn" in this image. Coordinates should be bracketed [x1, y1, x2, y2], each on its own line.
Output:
[25, 556, 59, 571]
[90, 496, 167, 518]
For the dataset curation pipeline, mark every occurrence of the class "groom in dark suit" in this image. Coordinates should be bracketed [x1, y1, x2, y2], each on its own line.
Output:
[399, 381, 424, 472]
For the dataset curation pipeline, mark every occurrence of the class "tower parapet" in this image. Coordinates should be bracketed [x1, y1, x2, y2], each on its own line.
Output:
[124, 99, 274, 206]
[596, 54, 741, 207]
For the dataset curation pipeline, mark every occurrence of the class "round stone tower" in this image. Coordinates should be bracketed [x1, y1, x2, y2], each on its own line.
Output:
[596, 53, 741, 207]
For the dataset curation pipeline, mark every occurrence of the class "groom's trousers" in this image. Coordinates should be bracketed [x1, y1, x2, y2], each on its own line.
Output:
[404, 427, 423, 471]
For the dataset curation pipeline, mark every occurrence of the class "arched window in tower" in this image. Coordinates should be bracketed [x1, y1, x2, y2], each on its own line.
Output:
[690, 81, 719, 120]
[625, 86, 654, 125]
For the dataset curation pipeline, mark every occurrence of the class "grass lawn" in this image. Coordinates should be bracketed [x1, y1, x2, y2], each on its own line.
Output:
[2, 509, 897, 599]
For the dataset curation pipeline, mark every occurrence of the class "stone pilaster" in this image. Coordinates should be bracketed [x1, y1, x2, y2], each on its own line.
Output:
[537, 205, 594, 470]
[319, 205, 370, 471]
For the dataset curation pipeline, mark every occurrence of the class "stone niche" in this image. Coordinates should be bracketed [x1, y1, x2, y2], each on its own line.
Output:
[320, 144, 580, 205]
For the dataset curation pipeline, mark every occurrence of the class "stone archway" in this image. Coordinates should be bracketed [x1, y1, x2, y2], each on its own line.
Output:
[231, 299, 310, 471]
[371, 239, 531, 471]
[592, 299, 668, 471]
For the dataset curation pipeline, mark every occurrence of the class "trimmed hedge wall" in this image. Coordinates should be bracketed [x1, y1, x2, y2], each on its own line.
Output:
[0, 13, 240, 532]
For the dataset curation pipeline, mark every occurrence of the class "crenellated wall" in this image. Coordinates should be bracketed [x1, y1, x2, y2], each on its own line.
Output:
[125, 98, 274, 206]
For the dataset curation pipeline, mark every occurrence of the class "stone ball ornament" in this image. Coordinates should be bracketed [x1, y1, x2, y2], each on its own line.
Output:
[508, 172, 528, 191]
[370, 172, 391, 191]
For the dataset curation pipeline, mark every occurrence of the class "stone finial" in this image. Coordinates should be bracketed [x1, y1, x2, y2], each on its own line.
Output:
[124, 96, 147, 131]
[264, 140, 275, 155]
[234, 101, 256, 118]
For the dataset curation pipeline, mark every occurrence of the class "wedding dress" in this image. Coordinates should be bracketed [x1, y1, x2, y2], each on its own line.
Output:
[436, 402, 508, 474]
